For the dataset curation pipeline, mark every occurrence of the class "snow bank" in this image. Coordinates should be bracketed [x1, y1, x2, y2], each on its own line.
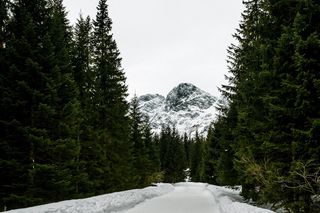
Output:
[207, 185, 275, 213]
[6, 183, 174, 213]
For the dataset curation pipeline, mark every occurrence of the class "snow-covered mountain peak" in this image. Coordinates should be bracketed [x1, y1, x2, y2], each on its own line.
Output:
[166, 83, 198, 102]
[139, 83, 217, 136]
[165, 83, 216, 112]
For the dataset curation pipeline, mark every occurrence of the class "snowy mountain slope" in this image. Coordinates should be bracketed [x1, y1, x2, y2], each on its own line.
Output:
[138, 83, 217, 136]
[7, 183, 275, 213]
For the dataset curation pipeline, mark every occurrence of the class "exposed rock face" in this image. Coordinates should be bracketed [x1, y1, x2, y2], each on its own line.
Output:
[138, 83, 217, 136]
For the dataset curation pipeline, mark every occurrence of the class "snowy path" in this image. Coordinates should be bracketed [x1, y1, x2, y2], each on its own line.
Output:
[121, 183, 219, 213]
[120, 182, 274, 213]
[7, 182, 275, 213]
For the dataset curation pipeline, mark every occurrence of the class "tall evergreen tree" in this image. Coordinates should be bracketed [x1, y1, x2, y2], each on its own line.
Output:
[215, 106, 238, 186]
[71, 14, 94, 196]
[92, 0, 128, 135]
[129, 95, 149, 187]
[159, 126, 169, 171]
[25, 0, 81, 204]
[92, 0, 131, 192]
[72, 14, 93, 105]
[143, 116, 161, 180]
[204, 126, 218, 184]
[190, 132, 205, 182]
[183, 133, 192, 168]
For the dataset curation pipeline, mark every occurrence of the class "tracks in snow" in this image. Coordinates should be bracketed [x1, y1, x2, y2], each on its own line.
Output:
[120, 182, 220, 213]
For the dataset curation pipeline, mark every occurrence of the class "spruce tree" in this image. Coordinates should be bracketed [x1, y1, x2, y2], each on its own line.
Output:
[183, 133, 192, 168]
[72, 14, 93, 105]
[92, 0, 128, 135]
[18, 0, 79, 204]
[30, 0, 82, 203]
[190, 132, 205, 182]
[92, 0, 131, 192]
[71, 14, 94, 196]
[159, 126, 169, 171]
[204, 126, 218, 184]
[129, 95, 149, 187]
[143, 116, 161, 182]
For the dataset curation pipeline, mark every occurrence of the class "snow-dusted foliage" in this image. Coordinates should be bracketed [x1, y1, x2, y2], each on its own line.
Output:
[139, 83, 217, 136]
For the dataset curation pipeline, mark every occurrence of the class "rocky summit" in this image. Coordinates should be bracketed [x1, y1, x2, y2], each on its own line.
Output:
[138, 83, 217, 136]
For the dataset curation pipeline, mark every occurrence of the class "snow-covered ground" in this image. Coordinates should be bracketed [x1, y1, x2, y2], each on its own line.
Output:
[206, 184, 275, 213]
[120, 182, 274, 213]
[6, 184, 174, 213]
[7, 182, 275, 213]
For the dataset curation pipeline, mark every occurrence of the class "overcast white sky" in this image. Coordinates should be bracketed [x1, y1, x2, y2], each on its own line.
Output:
[64, 0, 244, 98]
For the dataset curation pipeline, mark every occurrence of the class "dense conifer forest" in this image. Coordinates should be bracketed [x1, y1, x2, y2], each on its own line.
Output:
[0, 0, 195, 210]
[207, 0, 320, 212]
[0, 0, 319, 212]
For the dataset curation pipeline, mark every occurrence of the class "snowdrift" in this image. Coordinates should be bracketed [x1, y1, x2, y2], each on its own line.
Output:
[207, 185, 275, 213]
[6, 183, 174, 213]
